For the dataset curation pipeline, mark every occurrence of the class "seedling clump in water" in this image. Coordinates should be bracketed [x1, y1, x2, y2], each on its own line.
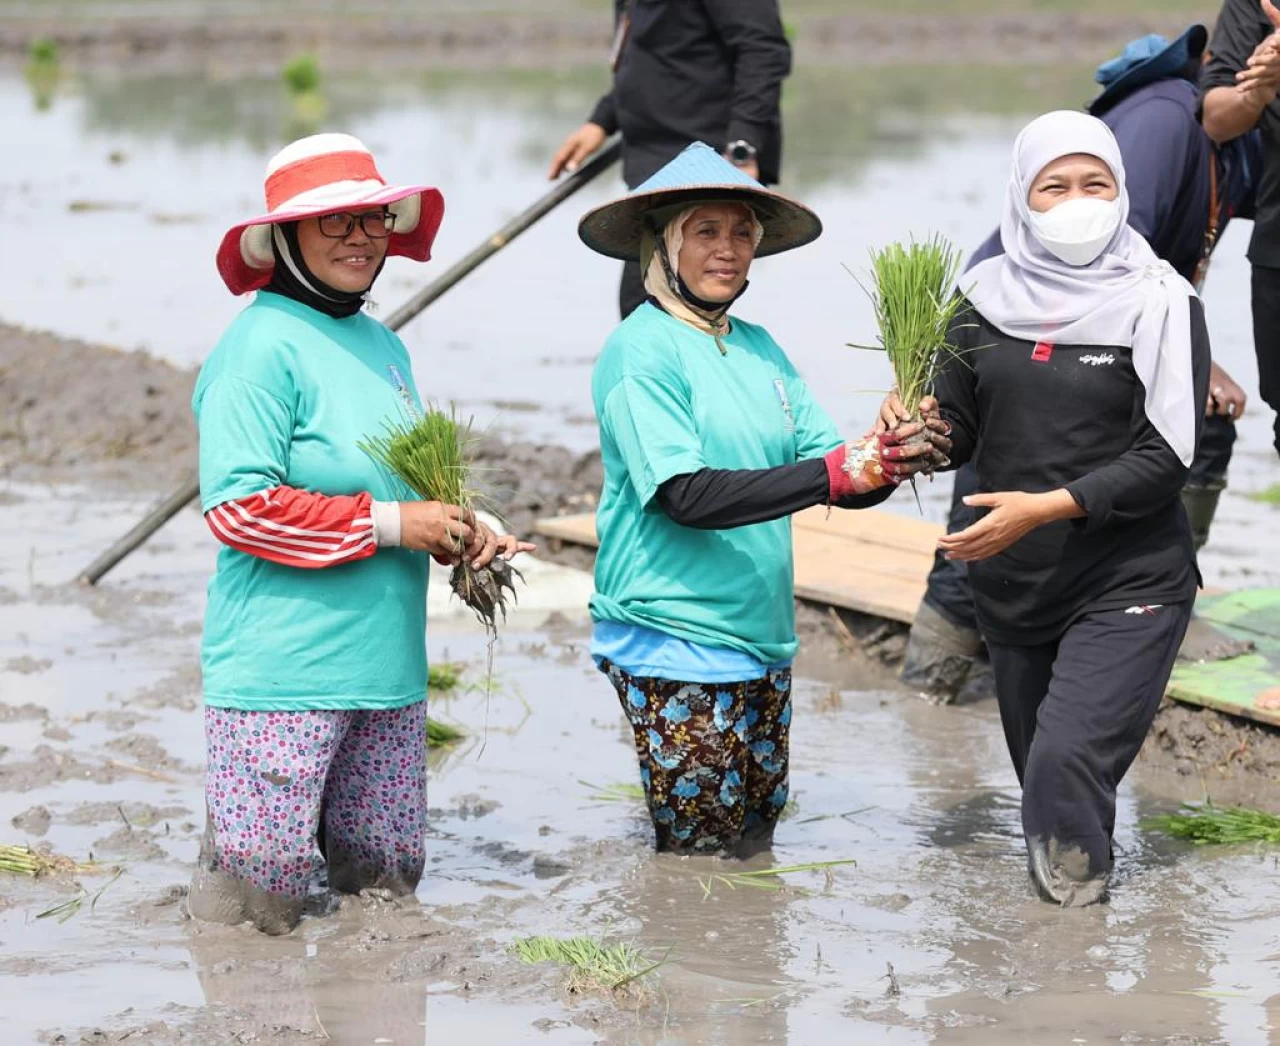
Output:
[360, 406, 523, 634]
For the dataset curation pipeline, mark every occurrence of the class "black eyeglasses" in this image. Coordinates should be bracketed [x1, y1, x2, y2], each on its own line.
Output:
[316, 209, 395, 239]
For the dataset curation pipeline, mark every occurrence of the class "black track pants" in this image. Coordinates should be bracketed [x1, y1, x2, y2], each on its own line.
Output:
[986, 601, 1191, 900]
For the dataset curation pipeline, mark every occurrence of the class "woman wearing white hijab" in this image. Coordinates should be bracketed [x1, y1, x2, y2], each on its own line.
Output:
[890, 111, 1210, 905]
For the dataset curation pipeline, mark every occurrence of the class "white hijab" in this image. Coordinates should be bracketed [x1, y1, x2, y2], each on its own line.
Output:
[966, 110, 1199, 466]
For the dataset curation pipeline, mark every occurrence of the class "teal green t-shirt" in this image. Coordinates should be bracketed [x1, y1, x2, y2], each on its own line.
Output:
[590, 303, 843, 665]
[193, 292, 428, 711]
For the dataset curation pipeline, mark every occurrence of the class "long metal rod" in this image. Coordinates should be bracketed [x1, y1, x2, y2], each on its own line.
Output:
[77, 140, 622, 585]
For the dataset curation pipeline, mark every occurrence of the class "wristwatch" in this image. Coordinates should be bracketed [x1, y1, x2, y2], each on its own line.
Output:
[726, 140, 758, 167]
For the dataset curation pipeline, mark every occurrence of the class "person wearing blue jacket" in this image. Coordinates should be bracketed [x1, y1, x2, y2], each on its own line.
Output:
[903, 26, 1263, 702]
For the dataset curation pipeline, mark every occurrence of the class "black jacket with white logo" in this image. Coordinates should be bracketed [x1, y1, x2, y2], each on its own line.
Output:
[934, 299, 1211, 645]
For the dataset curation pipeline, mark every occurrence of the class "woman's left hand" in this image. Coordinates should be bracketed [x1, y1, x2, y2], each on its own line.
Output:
[462, 522, 537, 569]
[937, 491, 1061, 562]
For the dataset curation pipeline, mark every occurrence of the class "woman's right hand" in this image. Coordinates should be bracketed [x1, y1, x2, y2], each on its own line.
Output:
[398, 502, 475, 557]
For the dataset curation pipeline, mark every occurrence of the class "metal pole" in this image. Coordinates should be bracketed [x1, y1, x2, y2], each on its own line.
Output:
[78, 140, 622, 586]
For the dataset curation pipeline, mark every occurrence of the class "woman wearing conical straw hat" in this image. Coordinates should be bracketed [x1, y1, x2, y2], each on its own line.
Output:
[578, 143, 951, 857]
[881, 111, 1211, 905]
[189, 133, 533, 934]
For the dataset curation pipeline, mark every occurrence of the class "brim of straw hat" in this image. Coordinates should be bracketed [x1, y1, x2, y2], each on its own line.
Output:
[578, 183, 822, 262]
[216, 184, 445, 296]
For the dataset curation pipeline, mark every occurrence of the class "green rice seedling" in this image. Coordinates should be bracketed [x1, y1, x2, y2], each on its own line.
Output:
[360, 407, 522, 635]
[281, 53, 322, 96]
[28, 39, 59, 66]
[580, 779, 647, 804]
[510, 934, 667, 996]
[1143, 802, 1280, 845]
[428, 661, 464, 691]
[0, 844, 95, 878]
[849, 234, 971, 509]
[697, 858, 857, 900]
[1247, 483, 1280, 505]
[426, 717, 465, 748]
[36, 868, 123, 924]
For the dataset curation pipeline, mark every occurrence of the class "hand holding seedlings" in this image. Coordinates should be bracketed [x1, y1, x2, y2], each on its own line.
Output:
[399, 501, 477, 557]
[875, 392, 952, 475]
[360, 406, 533, 633]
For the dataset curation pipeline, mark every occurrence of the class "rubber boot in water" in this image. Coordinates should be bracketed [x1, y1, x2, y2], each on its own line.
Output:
[1175, 483, 1256, 662]
[1179, 482, 1224, 553]
[901, 600, 985, 704]
[1025, 835, 1109, 908]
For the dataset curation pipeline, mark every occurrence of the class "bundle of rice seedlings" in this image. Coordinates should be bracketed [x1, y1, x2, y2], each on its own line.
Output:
[426, 717, 465, 748]
[360, 407, 522, 634]
[1143, 802, 1280, 845]
[580, 780, 647, 804]
[510, 934, 666, 996]
[849, 234, 969, 506]
[0, 844, 93, 877]
[854, 234, 968, 419]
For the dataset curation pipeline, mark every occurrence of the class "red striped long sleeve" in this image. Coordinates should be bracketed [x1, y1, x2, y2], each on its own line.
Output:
[205, 486, 378, 569]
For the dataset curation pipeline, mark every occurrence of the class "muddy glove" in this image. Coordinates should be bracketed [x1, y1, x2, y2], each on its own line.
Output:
[825, 422, 951, 500]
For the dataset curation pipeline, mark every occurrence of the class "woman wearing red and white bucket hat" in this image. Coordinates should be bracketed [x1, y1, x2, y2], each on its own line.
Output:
[189, 133, 533, 934]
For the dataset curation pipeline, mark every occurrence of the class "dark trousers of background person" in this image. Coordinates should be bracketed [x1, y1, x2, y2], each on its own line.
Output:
[1251, 265, 1280, 457]
[985, 600, 1192, 903]
[923, 414, 1238, 632]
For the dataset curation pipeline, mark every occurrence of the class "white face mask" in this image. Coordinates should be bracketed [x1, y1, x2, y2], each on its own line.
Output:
[1026, 196, 1122, 267]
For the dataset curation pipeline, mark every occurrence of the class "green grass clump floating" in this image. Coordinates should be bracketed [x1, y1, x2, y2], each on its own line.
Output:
[510, 935, 666, 995]
[428, 661, 464, 692]
[1247, 483, 1280, 506]
[1143, 802, 1280, 845]
[426, 717, 465, 748]
[361, 407, 522, 634]
[281, 53, 322, 96]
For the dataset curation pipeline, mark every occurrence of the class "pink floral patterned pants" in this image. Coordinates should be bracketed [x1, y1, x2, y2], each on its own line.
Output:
[200, 703, 428, 901]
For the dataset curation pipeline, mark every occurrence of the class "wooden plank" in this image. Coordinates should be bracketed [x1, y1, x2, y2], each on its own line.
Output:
[535, 513, 600, 548]
[535, 508, 937, 622]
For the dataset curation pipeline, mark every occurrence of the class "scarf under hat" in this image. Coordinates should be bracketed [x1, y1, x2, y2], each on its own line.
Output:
[642, 202, 764, 352]
[263, 221, 384, 319]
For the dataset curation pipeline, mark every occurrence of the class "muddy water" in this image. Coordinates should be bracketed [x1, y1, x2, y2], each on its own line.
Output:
[0, 480, 1278, 1044]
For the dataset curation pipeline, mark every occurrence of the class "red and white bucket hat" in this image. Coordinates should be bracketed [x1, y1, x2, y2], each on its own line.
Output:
[216, 132, 445, 295]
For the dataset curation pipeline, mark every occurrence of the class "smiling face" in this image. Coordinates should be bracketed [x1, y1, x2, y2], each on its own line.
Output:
[1027, 153, 1118, 213]
[675, 203, 757, 303]
[295, 209, 391, 292]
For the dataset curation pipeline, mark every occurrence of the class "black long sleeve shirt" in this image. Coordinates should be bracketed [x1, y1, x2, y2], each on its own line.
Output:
[589, 0, 791, 187]
[1202, 0, 1280, 265]
[934, 298, 1210, 645]
[657, 459, 893, 529]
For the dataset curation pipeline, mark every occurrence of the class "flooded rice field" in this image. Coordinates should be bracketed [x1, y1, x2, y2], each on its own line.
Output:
[0, 45, 1279, 1046]
[0, 481, 1277, 1044]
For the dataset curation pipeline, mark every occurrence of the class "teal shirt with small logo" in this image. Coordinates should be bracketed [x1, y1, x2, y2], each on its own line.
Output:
[590, 303, 843, 665]
[193, 292, 428, 711]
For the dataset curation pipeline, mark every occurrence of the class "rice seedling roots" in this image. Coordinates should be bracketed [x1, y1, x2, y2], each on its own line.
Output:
[450, 556, 524, 633]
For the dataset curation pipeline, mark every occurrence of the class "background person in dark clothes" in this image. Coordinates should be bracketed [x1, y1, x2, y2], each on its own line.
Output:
[547, 0, 790, 318]
[882, 111, 1209, 906]
[1202, 0, 1280, 456]
[901, 26, 1262, 704]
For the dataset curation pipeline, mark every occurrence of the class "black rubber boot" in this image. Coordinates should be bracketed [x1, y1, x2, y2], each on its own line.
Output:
[901, 600, 987, 704]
